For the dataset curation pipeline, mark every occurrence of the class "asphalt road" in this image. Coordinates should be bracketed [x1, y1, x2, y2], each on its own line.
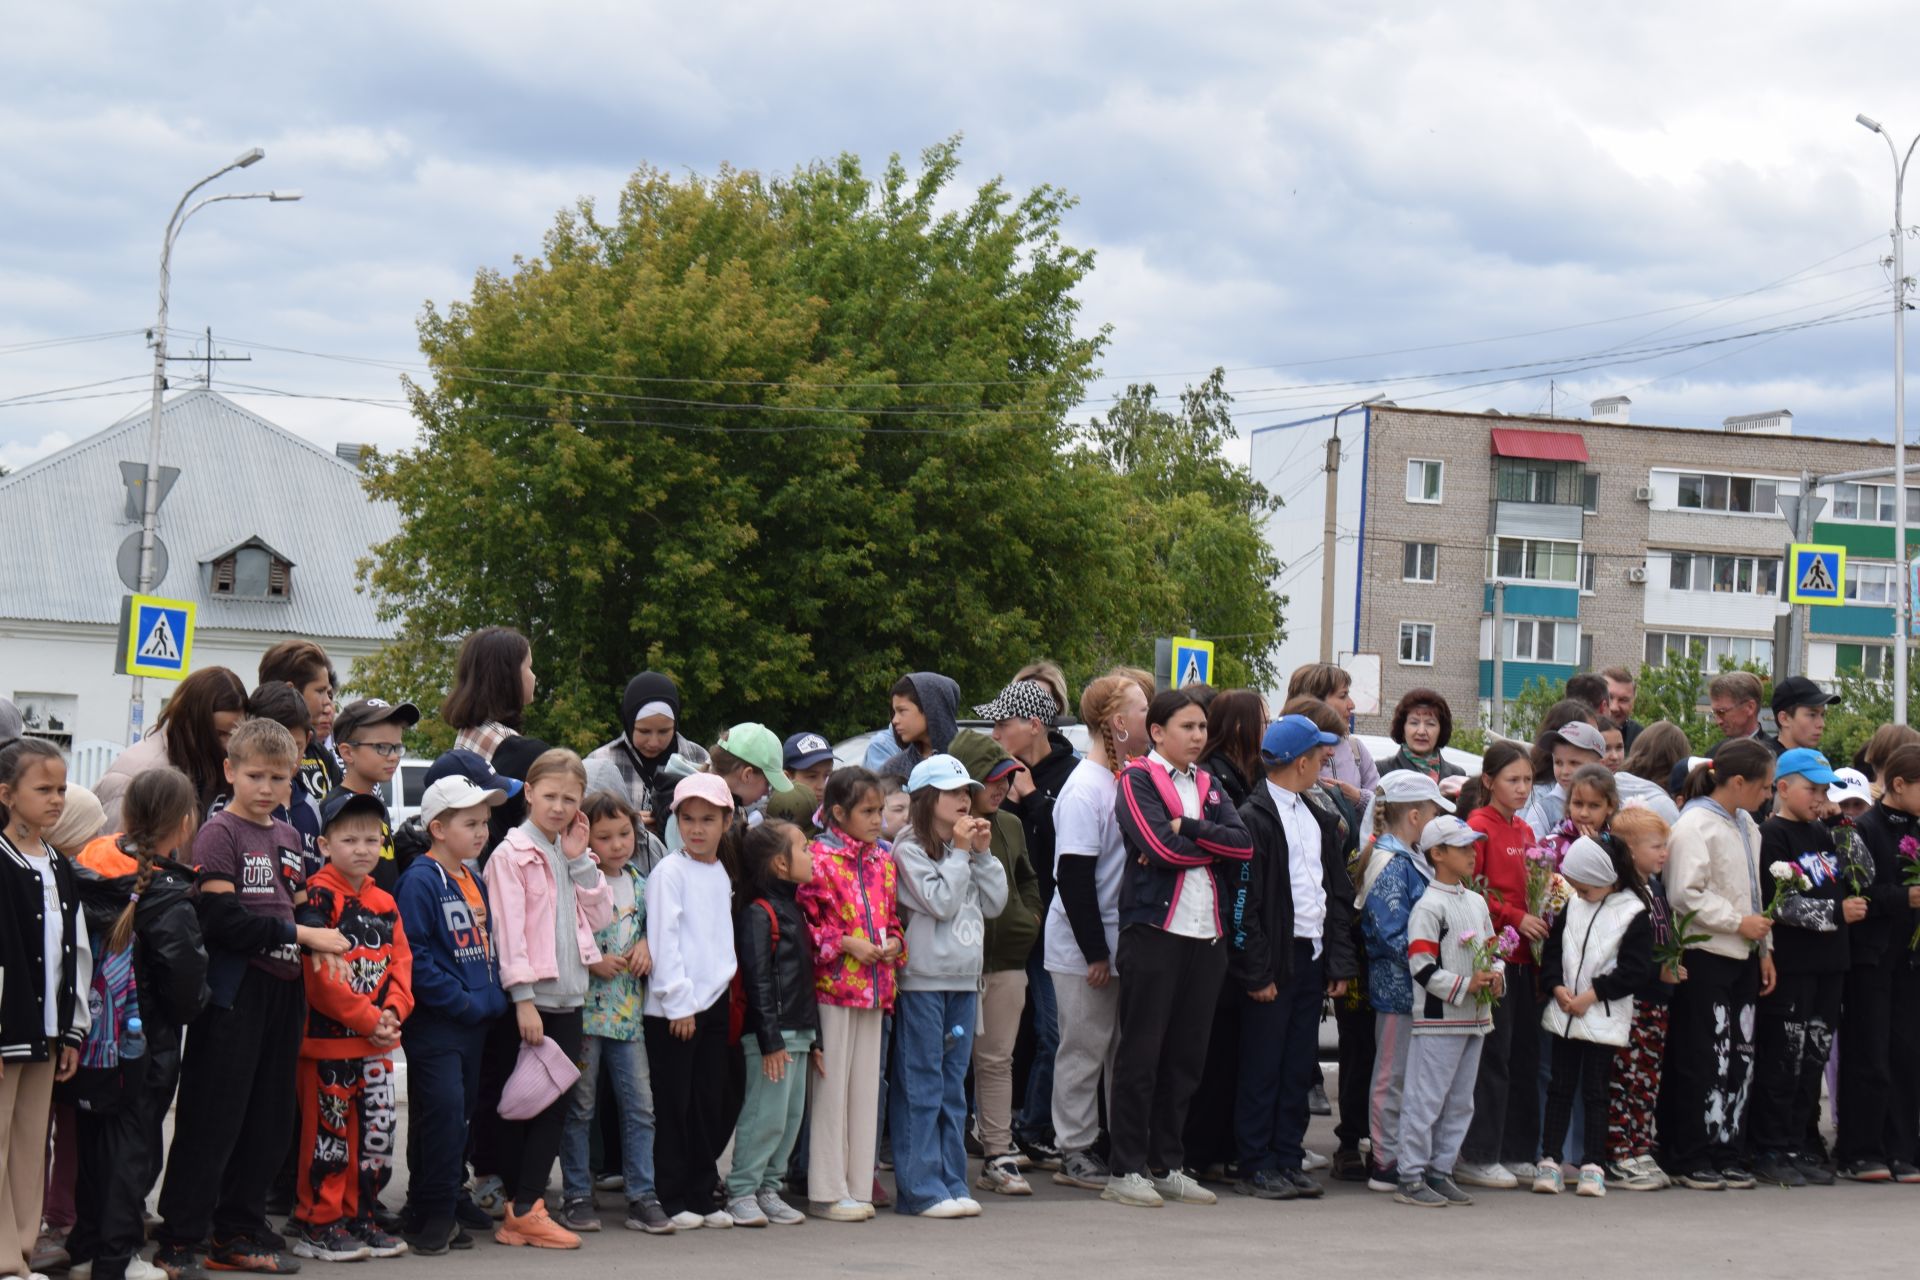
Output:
[239, 1095, 1912, 1280]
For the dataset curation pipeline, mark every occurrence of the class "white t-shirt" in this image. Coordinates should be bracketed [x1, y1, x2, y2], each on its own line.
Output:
[1153, 752, 1217, 940]
[1044, 760, 1127, 977]
[26, 850, 62, 1037]
[642, 852, 737, 1020]
[607, 868, 637, 915]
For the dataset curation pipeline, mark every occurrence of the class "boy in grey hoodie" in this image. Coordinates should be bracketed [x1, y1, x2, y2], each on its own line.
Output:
[879, 673, 962, 779]
[888, 755, 1009, 1216]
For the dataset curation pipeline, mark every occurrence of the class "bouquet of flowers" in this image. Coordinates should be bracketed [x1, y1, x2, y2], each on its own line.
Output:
[1901, 836, 1920, 950]
[1523, 846, 1562, 962]
[1458, 927, 1521, 1007]
[1764, 860, 1811, 919]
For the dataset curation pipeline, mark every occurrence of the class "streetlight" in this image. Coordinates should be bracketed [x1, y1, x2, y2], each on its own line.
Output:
[1857, 113, 1919, 725]
[1321, 394, 1387, 663]
[126, 149, 301, 744]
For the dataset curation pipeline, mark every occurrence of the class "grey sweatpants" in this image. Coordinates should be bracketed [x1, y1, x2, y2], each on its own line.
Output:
[1370, 1012, 1413, 1172]
[1051, 972, 1121, 1154]
[1396, 1033, 1484, 1181]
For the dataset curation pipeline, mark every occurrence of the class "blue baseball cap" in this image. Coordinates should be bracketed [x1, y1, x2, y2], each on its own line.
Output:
[907, 753, 983, 794]
[1775, 747, 1839, 786]
[423, 748, 523, 798]
[1260, 715, 1339, 766]
[783, 731, 835, 772]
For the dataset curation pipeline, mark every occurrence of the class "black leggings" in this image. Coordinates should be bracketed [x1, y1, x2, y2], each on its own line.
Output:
[645, 999, 732, 1216]
[493, 1008, 584, 1210]
[1541, 1036, 1613, 1168]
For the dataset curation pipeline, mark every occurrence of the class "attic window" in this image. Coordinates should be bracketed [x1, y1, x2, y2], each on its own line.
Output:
[213, 546, 292, 599]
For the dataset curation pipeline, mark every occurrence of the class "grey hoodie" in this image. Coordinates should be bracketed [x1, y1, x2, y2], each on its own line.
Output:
[892, 830, 1009, 992]
[879, 672, 961, 779]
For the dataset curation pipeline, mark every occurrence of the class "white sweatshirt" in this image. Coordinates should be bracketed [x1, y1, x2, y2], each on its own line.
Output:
[642, 852, 738, 1020]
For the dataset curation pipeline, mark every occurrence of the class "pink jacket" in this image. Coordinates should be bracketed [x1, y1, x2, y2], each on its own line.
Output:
[798, 827, 903, 1012]
[484, 825, 615, 994]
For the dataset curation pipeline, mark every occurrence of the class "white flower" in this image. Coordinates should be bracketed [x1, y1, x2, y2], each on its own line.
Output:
[1769, 860, 1797, 882]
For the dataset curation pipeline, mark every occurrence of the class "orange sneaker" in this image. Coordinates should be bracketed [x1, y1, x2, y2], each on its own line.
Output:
[493, 1201, 582, 1250]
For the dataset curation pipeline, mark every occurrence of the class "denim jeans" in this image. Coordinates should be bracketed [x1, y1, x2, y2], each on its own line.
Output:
[888, 990, 976, 1213]
[1014, 947, 1060, 1143]
[561, 1034, 656, 1201]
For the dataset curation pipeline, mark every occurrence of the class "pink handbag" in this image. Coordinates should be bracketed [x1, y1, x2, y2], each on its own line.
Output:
[497, 1035, 581, 1121]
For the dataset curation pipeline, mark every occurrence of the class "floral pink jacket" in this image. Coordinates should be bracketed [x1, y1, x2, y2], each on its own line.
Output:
[798, 827, 903, 1012]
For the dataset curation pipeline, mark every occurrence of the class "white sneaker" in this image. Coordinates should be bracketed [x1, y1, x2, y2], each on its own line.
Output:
[701, 1211, 733, 1229]
[919, 1199, 969, 1218]
[125, 1262, 169, 1280]
[1100, 1173, 1165, 1207]
[668, 1210, 705, 1230]
[1454, 1161, 1519, 1189]
[756, 1189, 806, 1225]
[1576, 1164, 1608, 1197]
[1302, 1149, 1331, 1171]
[1150, 1169, 1217, 1205]
[1507, 1161, 1540, 1182]
[954, 1196, 982, 1216]
[726, 1195, 767, 1227]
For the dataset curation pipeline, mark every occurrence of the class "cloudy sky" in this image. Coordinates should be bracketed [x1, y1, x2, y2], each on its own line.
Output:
[5, 1, 1919, 482]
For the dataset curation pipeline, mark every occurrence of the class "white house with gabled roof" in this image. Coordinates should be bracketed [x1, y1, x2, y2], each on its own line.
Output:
[0, 389, 402, 756]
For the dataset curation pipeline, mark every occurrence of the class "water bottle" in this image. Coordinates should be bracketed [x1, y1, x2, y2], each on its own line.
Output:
[944, 1023, 966, 1052]
[122, 1015, 147, 1062]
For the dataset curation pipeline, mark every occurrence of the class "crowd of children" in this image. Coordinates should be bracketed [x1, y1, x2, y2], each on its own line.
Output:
[9, 636, 1920, 1280]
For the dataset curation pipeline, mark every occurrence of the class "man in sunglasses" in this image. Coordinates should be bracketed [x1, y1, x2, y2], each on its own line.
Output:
[326, 698, 422, 891]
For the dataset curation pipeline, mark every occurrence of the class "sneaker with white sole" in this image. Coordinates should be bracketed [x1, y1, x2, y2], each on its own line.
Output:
[1576, 1164, 1607, 1197]
[1053, 1149, 1110, 1191]
[755, 1190, 805, 1226]
[594, 1173, 625, 1193]
[1101, 1173, 1165, 1208]
[1302, 1150, 1331, 1172]
[700, 1211, 733, 1229]
[1507, 1161, 1541, 1182]
[125, 1261, 169, 1280]
[918, 1199, 969, 1219]
[1532, 1164, 1564, 1195]
[1454, 1161, 1518, 1189]
[978, 1155, 1032, 1196]
[726, 1195, 767, 1227]
[667, 1211, 705, 1230]
[1395, 1180, 1448, 1207]
[954, 1197, 982, 1217]
[1151, 1169, 1217, 1205]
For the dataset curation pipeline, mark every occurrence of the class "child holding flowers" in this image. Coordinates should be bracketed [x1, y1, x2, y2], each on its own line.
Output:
[1393, 816, 1504, 1208]
[1533, 835, 1653, 1198]
[1752, 749, 1867, 1189]
[1838, 744, 1920, 1181]
[1606, 804, 1685, 1191]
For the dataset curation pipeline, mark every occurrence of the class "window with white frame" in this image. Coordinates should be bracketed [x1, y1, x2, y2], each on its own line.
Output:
[1490, 536, 1580, 584]
[1831, 482, 1920, 525]
[1643, 631, 1774, 672]
[1406, 459, 1443, 504]
[1665, 551, 1781, 597]
[1399, 622, 1435, 665]
[1673, 471, 1781, 515]
[1506, 619, 1578, 662]
[1582, 473, 1599, 514]
[1403, 541, 1438, 582]
[1844, 561, 1898, 604]
[1579, 552, 1597, 594]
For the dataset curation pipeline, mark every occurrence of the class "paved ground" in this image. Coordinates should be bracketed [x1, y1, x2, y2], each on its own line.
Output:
[260, 1095, 1910, 1280]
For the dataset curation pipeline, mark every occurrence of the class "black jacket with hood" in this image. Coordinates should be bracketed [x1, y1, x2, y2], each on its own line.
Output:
[1007, 729, 1084, 905]
[879, 672, 961, 779]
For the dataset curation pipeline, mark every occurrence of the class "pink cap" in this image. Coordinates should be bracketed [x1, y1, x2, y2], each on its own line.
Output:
[497, 1037, 580, 1121]
[671, 772, 736, 813]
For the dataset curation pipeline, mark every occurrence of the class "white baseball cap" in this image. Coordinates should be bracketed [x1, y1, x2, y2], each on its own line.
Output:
[420, 777, 506, 827]
[1418, 815, 1486, 852]
[1551, 722, 1607, 756]
[1828, 767, 1872, 807]
[1376, 769, 1457, 813]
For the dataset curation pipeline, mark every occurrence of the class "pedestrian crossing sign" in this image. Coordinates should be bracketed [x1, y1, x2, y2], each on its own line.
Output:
[1787, 544, 1845, 606]
[1170, 637, 1215, 688]
[121, 593, 196, 679]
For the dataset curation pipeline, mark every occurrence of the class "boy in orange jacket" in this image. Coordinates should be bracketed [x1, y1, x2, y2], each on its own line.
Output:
[291, 792, 416, 1262]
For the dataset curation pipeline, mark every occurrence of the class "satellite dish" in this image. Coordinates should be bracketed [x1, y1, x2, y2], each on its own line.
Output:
[117, 531, 168, 592]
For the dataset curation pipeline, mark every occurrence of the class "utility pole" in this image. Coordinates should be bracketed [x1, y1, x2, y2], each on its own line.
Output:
[1491, 580, 1507, 735]
[167, 326, 252, 388]
[1858, 113, 1919, 723]
[1783, 469, 1817, 678]
[1321, 396, 1385, 665]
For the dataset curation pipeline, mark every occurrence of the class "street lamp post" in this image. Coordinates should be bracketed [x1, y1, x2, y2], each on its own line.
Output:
[126, 149, 301, 744]
[1321, 395, 1386, 664]
[1857, 114, 1919, 726]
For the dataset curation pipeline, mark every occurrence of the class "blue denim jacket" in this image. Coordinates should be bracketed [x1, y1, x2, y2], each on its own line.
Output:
[1361, 835, 1435, 1015]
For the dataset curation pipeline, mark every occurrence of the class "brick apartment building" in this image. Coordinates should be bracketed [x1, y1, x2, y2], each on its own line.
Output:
[1344, 399, 1909, 734]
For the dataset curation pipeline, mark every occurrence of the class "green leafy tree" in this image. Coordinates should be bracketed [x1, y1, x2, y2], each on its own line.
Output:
[357, 141, 1281, 749]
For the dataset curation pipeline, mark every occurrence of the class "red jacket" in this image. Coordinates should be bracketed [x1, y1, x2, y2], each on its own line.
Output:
[1466, 806, 1536, 965]
[297, 864, 414, 1058]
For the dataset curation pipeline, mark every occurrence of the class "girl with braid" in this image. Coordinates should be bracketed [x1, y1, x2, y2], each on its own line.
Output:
[69, 768, 210, 1280]
[1043, 668, 1155, 1194]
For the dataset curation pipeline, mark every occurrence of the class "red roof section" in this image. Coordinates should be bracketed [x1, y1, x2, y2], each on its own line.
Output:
[1490, 427, 1588, 462]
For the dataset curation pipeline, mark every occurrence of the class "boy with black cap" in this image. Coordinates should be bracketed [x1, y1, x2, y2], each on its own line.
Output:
[394, 776, 511, 1255]
[289, 793, 416, 1262]
[783, 732, 836, 799]
[326, 699, 421, 891]
[1769, 676, 1840, 756]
